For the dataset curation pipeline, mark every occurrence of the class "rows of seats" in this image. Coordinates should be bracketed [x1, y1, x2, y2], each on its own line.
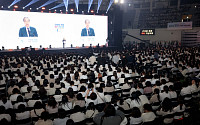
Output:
[0, 46, 200, 125]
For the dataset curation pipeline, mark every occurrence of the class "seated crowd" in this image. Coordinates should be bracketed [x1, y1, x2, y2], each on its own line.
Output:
[0, 46, 200, 125]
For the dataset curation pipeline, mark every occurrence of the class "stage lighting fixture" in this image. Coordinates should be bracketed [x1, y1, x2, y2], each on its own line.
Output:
[129, 4, 131, 6]
[41, 7, 45, 10]
[1, 6, 3, 8]
[114, 0, 119, 3]
[91, 10, 94, 13]
[70, 9, 74, 12]
[8, 6, 10, 8]
[120, 0, 124, 4]
[23, 7, 25, 9]
[14, 5, 18, 9]
[55, 9, 57, 12]
[30, 8, 32, 10]
[82, 11, 84, 14]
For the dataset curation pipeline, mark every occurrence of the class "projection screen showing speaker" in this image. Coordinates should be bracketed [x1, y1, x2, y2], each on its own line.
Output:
[0, 10, 108, 49]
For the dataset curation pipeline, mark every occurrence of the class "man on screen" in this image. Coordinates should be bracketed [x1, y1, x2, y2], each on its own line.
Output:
[19, 17, 38, 37]
[81, 19, 95, 36]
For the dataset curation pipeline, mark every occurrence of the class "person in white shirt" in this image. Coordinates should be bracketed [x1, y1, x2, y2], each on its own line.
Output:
[96, 87, 105, 104]
[15, 104, 30, 121]
[70, 105, 86, 123]
[0, 95, 13, 110]
[159, 85, 171, 102]
[30, 101, 45, 119]
[35, 111, 53, 125]
[126, 92, 143, 112]
[129, 107, 142, 125]
[142, 104, 156, 123]
[27, 94, 42, 108]
[180, 82, 192, 101]
[85, 92, 98, 107]
[173, 98, 185, 121]
[169, 85, 177, 99]
[46, 97, 58, 115]
[13, 95, 27, 109]
[53, 109, 69, 125]
[47, 83, 56, 96]
[60, 96, 73, 112]
[156, 98, 174, 124]
[0, 106, 11, 122]
[85, 102, 99, 121]
[9, 88, 21, 102]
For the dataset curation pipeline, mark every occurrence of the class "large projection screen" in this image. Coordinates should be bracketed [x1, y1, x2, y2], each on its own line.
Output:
[0, 10, 108, 49]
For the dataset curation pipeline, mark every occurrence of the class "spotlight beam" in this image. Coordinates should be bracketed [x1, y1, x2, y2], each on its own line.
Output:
[88, 0, 93, 12]
[106, 0, 114, 13]
[50, 3, 64, 10]
[63, 0, 69, 11]
[74, 0, 79, 12]
[24, 0, 40, 8]
[49, 1, 74, 11]
[9, 0, 21, 7]
[38, 0, 58, 9]
[97, 0, 102, 13]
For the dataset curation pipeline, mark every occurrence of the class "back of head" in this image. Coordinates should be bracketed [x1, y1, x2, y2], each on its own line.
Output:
[163, 85, 169, 93]
[73, 105, 81, 113]
[104, 104, 116, 117]
[90, 92, 97, 100]
[34, 101, 43, 109]
[48, 97, 57, 108]
[76, 93, 83, 100]
[50, 83, 54, 88]
[0, 106, 5, 114]
[12, 88, 19, 94]
[162, 98, 173, 112]
[66, 119, 74, 125]
[62, 95, 69, 103]
[17, 95, 24, 102]
[18, 104, 26, 113]
[58, 109, 66, 119]
[131, 107, 141, 118]
[55, 89, 61, 95]
[143, 103, 153, 112]
[41, 111, 50, 121]
[87, 102, 95, 110]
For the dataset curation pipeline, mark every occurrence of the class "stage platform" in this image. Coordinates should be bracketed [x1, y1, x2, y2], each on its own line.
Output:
[0, 46, 120, 56]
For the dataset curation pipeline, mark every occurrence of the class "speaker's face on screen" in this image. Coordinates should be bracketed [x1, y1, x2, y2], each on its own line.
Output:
[23, 18, 30, 28]
[85, 20, 90, 29]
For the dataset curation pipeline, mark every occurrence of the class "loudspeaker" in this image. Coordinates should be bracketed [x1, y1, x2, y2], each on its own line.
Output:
[108, 5, 123, 47]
